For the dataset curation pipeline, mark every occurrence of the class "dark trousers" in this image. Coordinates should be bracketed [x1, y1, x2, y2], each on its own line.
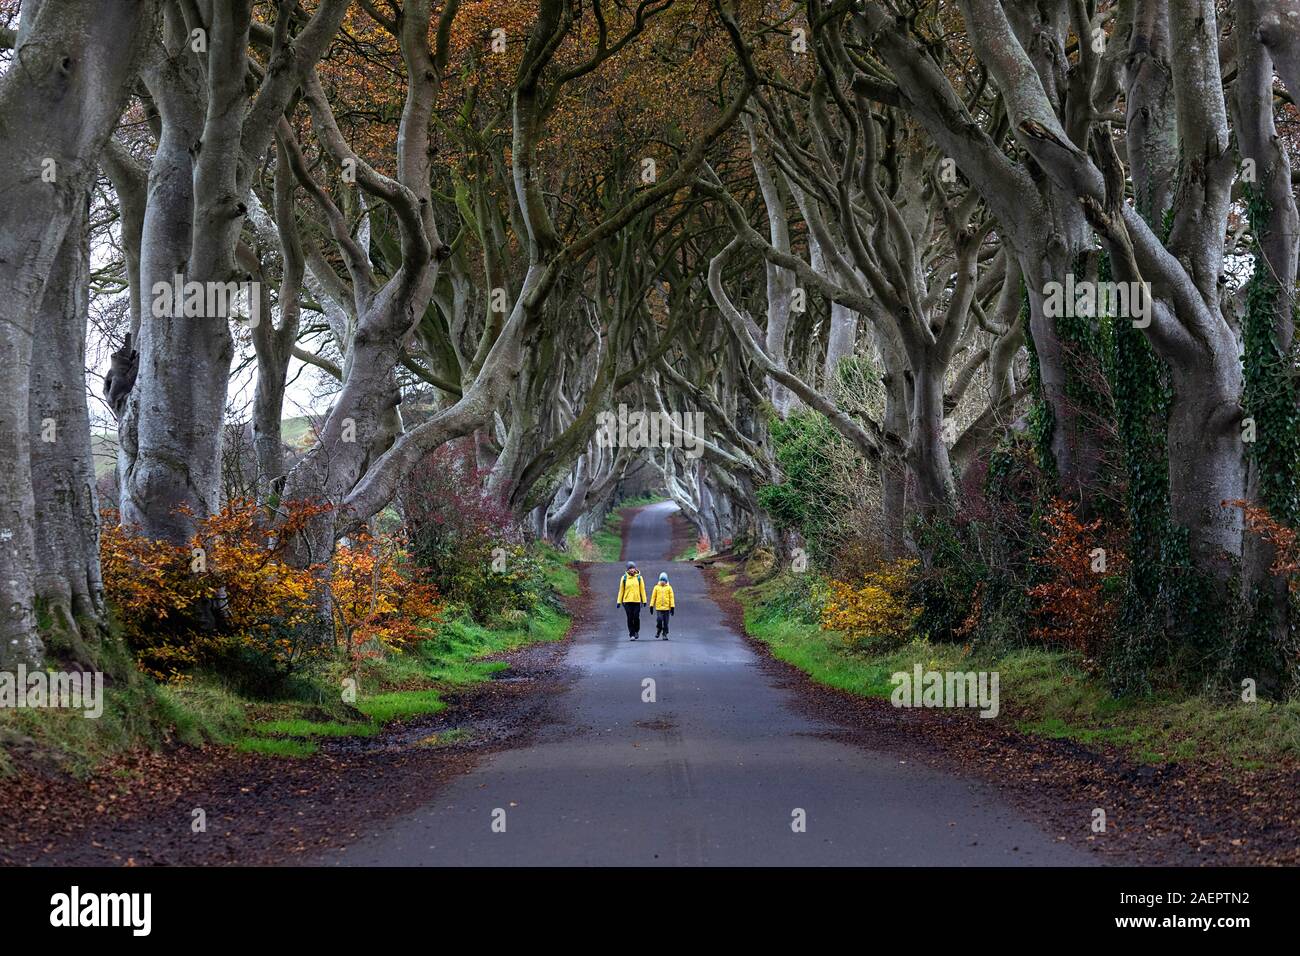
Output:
[624, 603, 642, 636]
[655, 610, 671, 635]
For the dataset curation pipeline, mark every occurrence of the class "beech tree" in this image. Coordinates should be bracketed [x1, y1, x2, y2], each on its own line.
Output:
[777, 0, 1300, 644]
[115, 1, 350, 549]
[273, 0, 749, 571]
[0, 0, 159, 666]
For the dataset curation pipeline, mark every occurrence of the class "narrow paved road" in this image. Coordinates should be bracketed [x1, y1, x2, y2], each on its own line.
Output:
[322, 501, 1092, 866]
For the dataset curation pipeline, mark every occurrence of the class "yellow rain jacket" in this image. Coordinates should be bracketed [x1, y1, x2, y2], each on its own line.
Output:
[617, 571, 647, 605]
[649, 582, 675, 611]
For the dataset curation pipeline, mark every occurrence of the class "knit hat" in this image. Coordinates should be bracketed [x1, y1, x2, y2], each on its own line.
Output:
[658, 572, 668, 582]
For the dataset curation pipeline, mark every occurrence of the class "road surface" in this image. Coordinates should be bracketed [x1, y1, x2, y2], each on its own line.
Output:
[320, 501, 1092, 866]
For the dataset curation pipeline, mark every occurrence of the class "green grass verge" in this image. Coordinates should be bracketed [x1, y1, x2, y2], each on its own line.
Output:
[255, 718, 380, 738]
[414, 604, 569, 685]
[592, 510, 624, 562]
[564, 510, 625, 563]
[238, 600, 575, 753]
[735, 570, 1300, 768]
[355, 689, 447, 723]
[536, 541, 580, 596]
[228, 602, 573, 754]
[0, 656, 249, 778]
[4, 544, 583, 772]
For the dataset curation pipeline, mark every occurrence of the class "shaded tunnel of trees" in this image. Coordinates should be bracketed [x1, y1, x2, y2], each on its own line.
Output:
[2, 0, 1299, 699]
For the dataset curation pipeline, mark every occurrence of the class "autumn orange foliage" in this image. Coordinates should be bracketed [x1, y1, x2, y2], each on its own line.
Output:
[330, 532, 443, 658]
[100, 500, 442, 680]
[1235, 500, 1300, 588]
[1025, 499, 1124, 658]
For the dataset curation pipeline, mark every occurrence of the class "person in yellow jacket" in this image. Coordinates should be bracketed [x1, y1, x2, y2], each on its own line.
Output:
[616, 561, 648, 640]
[649, 572, 675, 640]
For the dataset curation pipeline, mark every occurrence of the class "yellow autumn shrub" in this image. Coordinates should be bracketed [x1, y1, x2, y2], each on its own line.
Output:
[820, 559, 921, 648]
[330, 532, 443, 658]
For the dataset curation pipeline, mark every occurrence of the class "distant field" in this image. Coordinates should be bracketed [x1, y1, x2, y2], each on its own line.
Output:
[280, 414, 317, 449]
[93, 415, 319, 478]
[91, 430, 117, 478]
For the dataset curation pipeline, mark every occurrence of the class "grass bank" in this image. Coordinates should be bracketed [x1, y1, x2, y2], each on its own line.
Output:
[591, 510, 624, 562]
[726, 563, 1300, 769]
[2, 546, 584, 776]
[233, 601, 571, 754]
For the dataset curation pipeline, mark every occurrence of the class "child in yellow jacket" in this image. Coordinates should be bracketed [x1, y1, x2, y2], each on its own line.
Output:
[649, 572, 675, 640]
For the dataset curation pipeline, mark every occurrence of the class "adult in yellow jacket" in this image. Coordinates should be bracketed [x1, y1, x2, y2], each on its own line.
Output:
[616, 562, 647, 640]
[649, 572, 675, 640]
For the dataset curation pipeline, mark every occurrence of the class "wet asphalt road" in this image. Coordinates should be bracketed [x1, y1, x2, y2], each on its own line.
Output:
[319, 501, 1092, 866]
